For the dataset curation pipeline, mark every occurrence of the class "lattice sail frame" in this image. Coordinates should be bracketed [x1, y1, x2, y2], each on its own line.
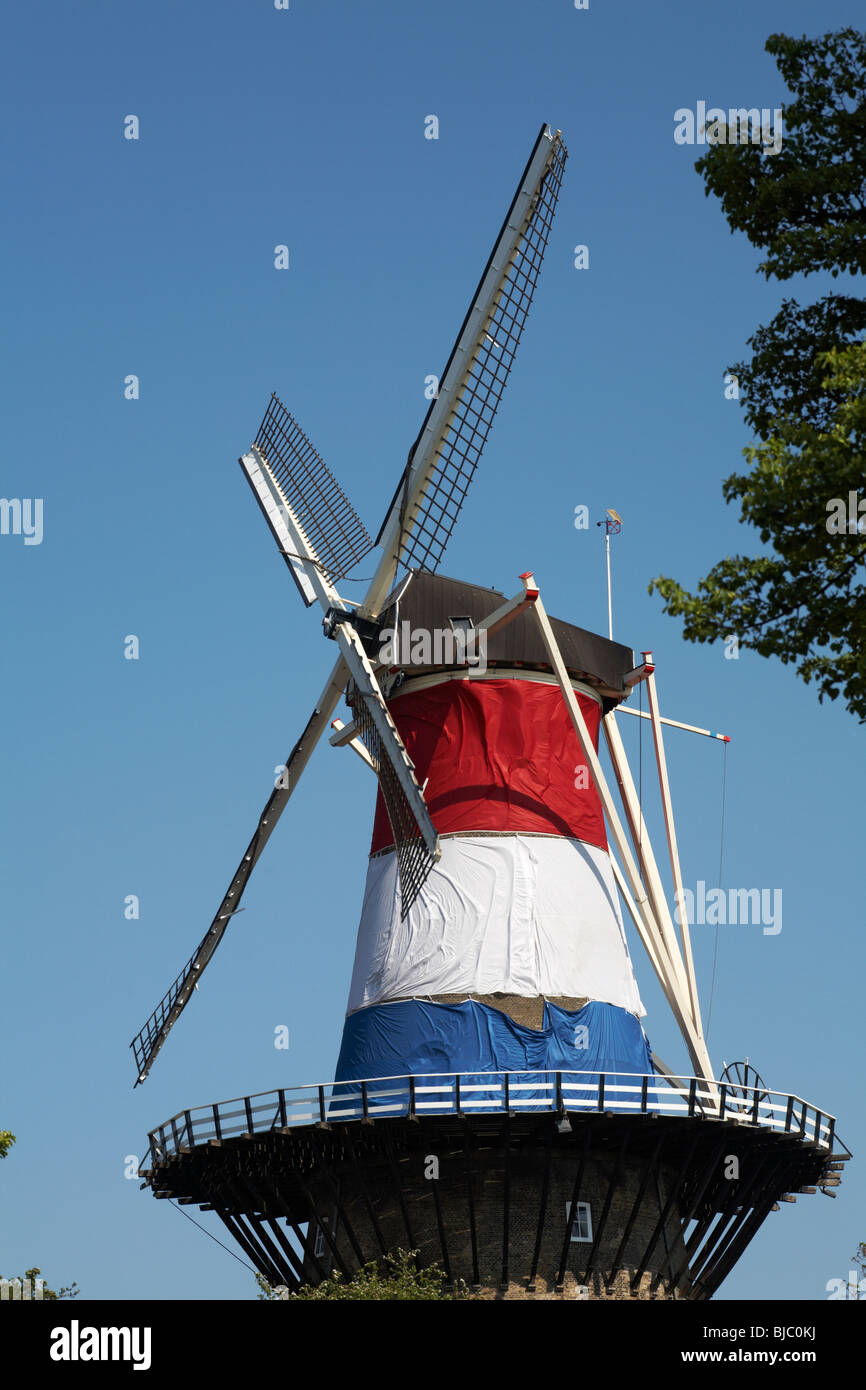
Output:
[131, 955, 194, 1078]
[378, 127, 567, 580]
[254, 394, 373, 581]
[243, 462, 441, 914]
[347, 679, 436, 915]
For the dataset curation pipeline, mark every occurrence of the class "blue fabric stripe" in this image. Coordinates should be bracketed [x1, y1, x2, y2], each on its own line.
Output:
[334, 998, 652, 1084]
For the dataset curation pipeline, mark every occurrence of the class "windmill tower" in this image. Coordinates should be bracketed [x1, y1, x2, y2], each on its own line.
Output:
[135, 125, 847, 1299]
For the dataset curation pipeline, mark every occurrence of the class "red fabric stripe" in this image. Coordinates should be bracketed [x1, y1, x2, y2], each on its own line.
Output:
[370, 678, 607, 853]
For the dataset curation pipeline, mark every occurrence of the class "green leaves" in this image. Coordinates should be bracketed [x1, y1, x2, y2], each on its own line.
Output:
[695, 28, 866, 281]
[256, 1249, 471, 1301]
[655, 28, 866, 721]
[729, 295, 866, 437]
[652, 344, 866, 719]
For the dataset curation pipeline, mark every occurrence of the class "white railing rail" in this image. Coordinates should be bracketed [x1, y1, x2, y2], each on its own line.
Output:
[145, 1070, 835, 1168]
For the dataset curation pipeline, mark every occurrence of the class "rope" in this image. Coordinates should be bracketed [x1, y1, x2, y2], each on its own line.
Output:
[705, 740, 728, 1039]
[168, 1199, 259, 1276]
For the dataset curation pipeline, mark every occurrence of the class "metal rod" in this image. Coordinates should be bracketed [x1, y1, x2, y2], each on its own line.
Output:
[615, 705, 730, 742]
[605, 530, 613, 640]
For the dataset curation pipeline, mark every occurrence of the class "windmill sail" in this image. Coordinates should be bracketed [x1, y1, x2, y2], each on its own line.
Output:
[130, 123, 566, 1082]
[370, 124, 567, 607]
[244, 396, 374, 603]
[130, 663, 347, 1084]
[245, 456, 441, 909]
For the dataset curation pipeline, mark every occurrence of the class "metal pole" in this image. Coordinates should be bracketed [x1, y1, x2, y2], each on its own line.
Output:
[605, 530, 613, 640]
[615, 705, 730, 743]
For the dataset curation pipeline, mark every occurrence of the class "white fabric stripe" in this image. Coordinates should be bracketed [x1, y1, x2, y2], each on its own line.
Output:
[346, 834, 645, 1018]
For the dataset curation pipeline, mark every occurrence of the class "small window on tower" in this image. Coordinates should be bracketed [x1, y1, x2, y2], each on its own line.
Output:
[448, 616, 474, 636]
[313, 1216, 329, 1259]
[565, 1200, 593, 1242]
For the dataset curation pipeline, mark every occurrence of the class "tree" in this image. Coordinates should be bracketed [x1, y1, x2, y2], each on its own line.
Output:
[255, 1249, 470, 1301]
[0, 1131, 15, 1160]
[651, 28, 866, 721]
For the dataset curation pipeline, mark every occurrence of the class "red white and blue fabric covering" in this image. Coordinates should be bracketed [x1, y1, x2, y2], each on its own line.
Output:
[346, 833, 645, 1016]
[333, 999, 653, 1109]
[336, 673, 651, 1089]
[369, 676, 607, 852]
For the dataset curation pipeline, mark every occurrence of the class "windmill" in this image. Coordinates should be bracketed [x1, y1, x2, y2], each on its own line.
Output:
[136, 124, 847, 1299]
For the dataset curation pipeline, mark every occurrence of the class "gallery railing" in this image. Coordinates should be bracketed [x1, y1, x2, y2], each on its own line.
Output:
[144, 1070, 836, 1168]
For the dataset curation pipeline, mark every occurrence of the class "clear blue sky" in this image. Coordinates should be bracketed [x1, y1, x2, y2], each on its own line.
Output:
[2, 0, 862, 1302]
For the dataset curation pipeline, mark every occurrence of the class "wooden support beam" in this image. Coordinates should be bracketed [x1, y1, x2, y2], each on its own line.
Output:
[694, 1157, 788, 1299]
[584, 1132, 630, 1282]
[609, 854, 668, 986]
[523, 575, 713, 1087]
[501, 1113, 511, 1290]
[329, 719, 377, 772]
[309, 1130, 368, 1268]
[290, 1166, 352, 1282]
[556, 1124, 592, 1290]
[644, 662, 703, 1035]
[605, 1131, 666, 1290]
[343, 1127, 388, 1256]
[216, 1206, 283, 1287]
[264, 1217, 306, 1287]
[384, 1132, 419, 1265]
[687, 1151, 780, 1293]
[602, 711, 695, 1026]
[248, 1211, 300, 1290]
[630, 1133, 700, 1292]
[464, 1130, 481, 1289]
[430, 1172, 452, 1285]
[528, 1124, 554, 1292]
[666, 1139, 732, 1293]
